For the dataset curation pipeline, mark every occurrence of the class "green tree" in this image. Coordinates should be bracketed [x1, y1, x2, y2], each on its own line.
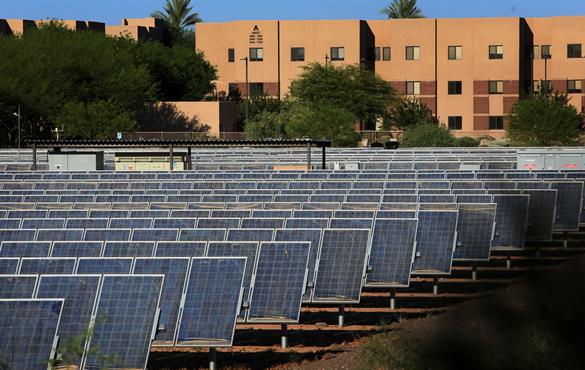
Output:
[151, 0, 201, 31]
[244, 111, 288, 140]
[285, 103, 358, 147]
[386, 96, 436, 128]
[507, 93, 583, 146]
[53, 100, 136, 140]
[290, 63, 395, 127]
[381, 0, 425, 19]
[401, 123, 455, 147]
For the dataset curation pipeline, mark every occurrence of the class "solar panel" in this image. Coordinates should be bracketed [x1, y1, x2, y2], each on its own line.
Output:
[412, 210, 458, 275]
[455, 194, 493, 203]
[206, 242, 259, 314]
[0, 258, 19, 275]
[19, 258, 77, 275]
[0, 219, 20, 229]
[133, 258, 190, 346]
[312, 229, 370, 304]
[197, 217, 241, 229]
[292, 210, 333, 219]
[65, 218, 109, 229]
[21, 218, 65, 229]
[176, 258, 245, 347]
[492, 195, 530, 250]
[247, 242, 310, 323]
[550, 181, 583, 231]
[241, 218, 285, 229]
[366, 218, 418, 288]
[109, 218, 153, 229]
[453, 204, 496, 261]
[227, 229, 274, 242]
[170, 210, 210, 218]
[84, 275, 163, 369]
[154, 241, 206, 257]
[210, 210, 251, 218]
[36, 275, 101, 367]
[285, 218, 329, 229]
[418, 194, 455, 203]
[131, 229, 179, 242]
[179, 228, 226, 242]
[0, 229, 35, 242]
[523, 189, 557, 241]
[102, 241, 155, 257]
[36, 230, 83, 245]
[251, 210, 293, 218]
[51, 241, 103, 258]
[76, 257, 133, 274]
[0, 275, 37, 298]
[0, 241, 51, 257]
[153, 218, 197, 229]
[0, 299, 63, 370]
[329, 218, 373, 229]
[84, 228, 131, 242]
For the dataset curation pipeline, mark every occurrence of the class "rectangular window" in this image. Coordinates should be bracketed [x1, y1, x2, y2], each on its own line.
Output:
[374, 47, 381, 61]
[382, 47, 391, 61]
[228, 48, 235, 63]
[489, 116, 504, 130]
[489, 45, 504, 59]
[406, 81, 421, 95]
[541, 45, 551, 59]
[406, 46, 420, 60]
[448, 81, 462, 95]
[331, 47, 345, 61]
[448, 116, 462, 130]
[488, 80, 504, 94]
[448, 45, 462, 60]
[249, 48, 263, 62]
[567, 44, 582, 58]
[568, 80, 583, 94]
[532, 45, 540, 60]
[532, 80, 541, 93]
[250, 83, 264, 96]
[291, 47, 305, 61]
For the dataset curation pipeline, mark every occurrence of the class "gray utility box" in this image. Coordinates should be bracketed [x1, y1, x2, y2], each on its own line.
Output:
[517, 148, 585, 170]
[48, 151, 104, 171]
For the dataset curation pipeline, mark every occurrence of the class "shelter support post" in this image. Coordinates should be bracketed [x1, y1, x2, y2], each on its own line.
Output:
[169, 144, 174, 172]
[322, 146, 326, 169]
[471, 263, 478, 281]
[390, 290, 396, 310]
[506, 254, 512, 270]
[306, 143, 312, 170]
[32, 144, 37, 171]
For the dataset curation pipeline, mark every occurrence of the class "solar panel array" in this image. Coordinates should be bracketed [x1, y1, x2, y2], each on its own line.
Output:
[2, 151, 585, 368]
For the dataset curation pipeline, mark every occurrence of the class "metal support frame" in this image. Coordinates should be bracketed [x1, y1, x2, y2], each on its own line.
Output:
[321, 146, 326, 169]
[187, 146, 192, 170]
[389, 290, 396, 310]
[306, 143, 312, 170]
[471, 263, 478, 281]
[169, 144, 174, 172]
[338, 305, 345, 327]
[506, 254, 512, 270]
[280, 324, 288, 349]
[209, 347, 217, 370]
[432, 277, 439, 296]
[32, 143, 37, 171]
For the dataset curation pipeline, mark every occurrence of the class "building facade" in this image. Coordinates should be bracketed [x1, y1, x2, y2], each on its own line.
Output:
[197, 16, 585, 138]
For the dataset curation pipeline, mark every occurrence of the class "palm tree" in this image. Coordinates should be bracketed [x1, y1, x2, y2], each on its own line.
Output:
[381, 0, 424, 19]
[151, 0, 202, 31]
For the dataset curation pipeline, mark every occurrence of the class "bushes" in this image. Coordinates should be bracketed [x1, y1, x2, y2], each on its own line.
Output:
[401, 123, 455, 147]
[454, 136, 480, 147]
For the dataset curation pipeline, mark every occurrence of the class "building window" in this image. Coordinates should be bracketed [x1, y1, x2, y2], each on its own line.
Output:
[489, 116, 504, 130]
[228, 48, 235, 63]
[383, 47, 391, 61]
[567, 44, 582, 58]
[331, 47, 345, 61]
[291, 47, 305, 61]
[448, 81, 462, 95]
[448, 46, 462, 60]
[568, 80, 583, 94]
[228, 83, 239, 96]
[448, 116, 462, 130]
[489, 80, 504, 94]
[406, 46, 420, 60]
[250, 83, 264, 96]
[373, 47, 381, 61]
[541, 45, 551, 59]
[531, 45, 540, 60]
[249, 48, 263, 61]
[406, 81, 421, 95]
[532, 80, 541, 93]
[489, 45, 504, 59]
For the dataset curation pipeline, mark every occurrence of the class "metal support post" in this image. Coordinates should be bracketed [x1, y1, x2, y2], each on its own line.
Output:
[338, 305, 345, 327]
[32, 143, 37, 171]
[506, 254, 512, 270]
[187, 146, 192, 170]
[280, 324, 288, 349]
[306, 143, 312, 170]
[390, 290, 396, 310]
[209, 348, 217, 370]
[321, 146, 326, 169]
[432, 277, 439, 296]
[471, 263, 478, 281]
[169, 144, 174, 172]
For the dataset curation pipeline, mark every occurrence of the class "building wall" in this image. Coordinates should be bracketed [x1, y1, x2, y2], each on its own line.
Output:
[165, 101, 237, 137]
[198, 16, 585, 139]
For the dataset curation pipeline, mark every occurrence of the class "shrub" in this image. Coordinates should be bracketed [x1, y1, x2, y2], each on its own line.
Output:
[244, 110, 287, 139]
[400, 123, 455, 147]
[454, 136, 480, 147]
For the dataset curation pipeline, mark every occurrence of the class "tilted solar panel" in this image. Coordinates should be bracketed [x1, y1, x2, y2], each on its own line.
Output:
[131, 229, 179, 242]
[83, 275, 163, 369]
[329, 218, 373, 229]
[176, 258, 245, 347]
[412, 210, 458, 275]
[285, 218, 329, 229]
[65, 218, 109, 229]
[550, 181, 584, 231]
[109, 218, 153, 229]
[102, 241, 155, 257]
[197, 217, 241, 229]
[76, 257, 133, 274]
[0, 241, 51, 257]
[247, 242, 310, 323]
[0, 229, 36, 242]
[84, 228, 132, 242]
[0, 299, 63, 370]
[154, 241, 206, 257]
[366, 218, 418, 288]
[312, 229, 370, 304]
[523, 189, 557, 241]
[0, 275, 37, 298]
[19, 258, 77, 275]
[241, 218, 285, 229]
[453, 204, 496, 261]
[0, 258, 19, 275]
[492, 195, 530, 250]
[153, 218, 197, 229]
[51, 241, 103, 258]
[227, 228, 274, 242]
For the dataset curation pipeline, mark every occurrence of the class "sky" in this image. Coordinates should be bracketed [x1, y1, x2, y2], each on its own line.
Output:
[1, 0, 584, 25]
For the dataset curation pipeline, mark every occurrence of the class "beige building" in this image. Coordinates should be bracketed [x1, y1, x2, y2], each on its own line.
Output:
[197, 16, 585, 138]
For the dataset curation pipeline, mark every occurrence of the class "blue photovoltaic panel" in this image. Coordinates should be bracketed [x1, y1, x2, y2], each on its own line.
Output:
[274, 228, 322, 302]
[0, 219, 22, 229]
[524, 190, 557, 241]
[176, 258, 245, 347]
[84, 228, 131, 242]
[329, 218, 373, 229]
[516, 181, 549, 190]
[292, 210, 333, 219]
[550, 182, 583, 231]
[312, 229, 370, 303]
[19, 258, 77, 275]
[418, 194, 455, 203]
[0, 229, 36, 242]
[241, 218, 285, 229]
[366, 219, 418, 288]
[131, 229, 179, 242]
[492, 195, 529, 250]
[455, 195, 493, 203]
[155, 241, 206, 257]
[109, 218, 153, 229]
[0, 299, 63, 370]
[65, 218, 109, 229]
[76, 257, 133, 274]
[412, 210, 458, 275]
[0, 275, 37, 298]
[51, 241, 102, 258]
[206, 242, 258, 311]
[247, 242, 310, 323]
[0, 258, 19, 275]
[153, 218, 197, 229]
[453, 204, 496, 261]
[84, 275, 163, 369]
[376, 210, 417, 218]
[197, 218, 241, 229]
[251, 210, 292, 218]
[103, 241, 155, 257]
[285, 218, 329, 229]
[334, 210, 375, 219]
[21, 218, 65, 229]
[36, 229, 84, 242]
[133, 258, 190, 346]
[0, 241, 51, 257]
[179, 228, 226, 242]
[227, 229, 274, 242]
[36, 275, 101, 367]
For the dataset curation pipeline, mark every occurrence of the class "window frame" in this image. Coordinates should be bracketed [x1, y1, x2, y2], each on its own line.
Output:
[228, 48, 235, 63]
[488, 80, 504, 94]
[448, 45, 462, 60]
[567, 79, 583, 94]
[488, 116, 504, 130]
[382, 47, 391, 61]
[532, 45, 540, 60]
[406, 46, 420, 61]
[489, 45, 504, 60]
[541, 45, 551, 59]
[330, 47, 345, 61]
[249, 47, 264, 62]
[567, 44, 582, 58]
[291, 47, 305, 62]
[448, 81, 462, 95]
[249, 82, 264, 96]
[373, 47, 381, 62]
[406, 81, 421, 96]
[448, 116, 462, 130]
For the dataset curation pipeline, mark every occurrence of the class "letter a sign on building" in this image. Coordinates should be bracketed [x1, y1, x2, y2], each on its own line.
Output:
[249, 25, 263, 44]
